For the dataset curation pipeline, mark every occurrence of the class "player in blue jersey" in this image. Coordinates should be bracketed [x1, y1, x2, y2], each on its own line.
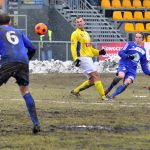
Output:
[105, 32, 150, 100]
[0, 13, 40, 134]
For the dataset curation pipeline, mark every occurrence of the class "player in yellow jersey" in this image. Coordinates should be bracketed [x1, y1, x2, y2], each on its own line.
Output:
[70, 16, 108, 101]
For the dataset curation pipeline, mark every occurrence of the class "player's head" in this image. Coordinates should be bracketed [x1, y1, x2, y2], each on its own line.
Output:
[134, 32, 144, 45]
[75, 16, 85, 29]
[0, 13, 11, 25]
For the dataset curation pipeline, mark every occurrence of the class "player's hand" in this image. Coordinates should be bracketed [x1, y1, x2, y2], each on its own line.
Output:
[99, 49, 106, 55]
[74, 59, 81, 67]
[128, 55, 134, 60]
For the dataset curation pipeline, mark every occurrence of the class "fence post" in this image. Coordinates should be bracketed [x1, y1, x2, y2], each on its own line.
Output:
[66, 43, 69, 61]
[38, 42, 41, 61]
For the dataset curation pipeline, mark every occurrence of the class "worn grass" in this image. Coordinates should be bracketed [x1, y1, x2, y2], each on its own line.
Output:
[0, 73, 150, 150]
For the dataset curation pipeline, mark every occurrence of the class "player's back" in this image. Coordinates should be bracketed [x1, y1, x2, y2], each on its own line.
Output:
[0, 25, 29, 65]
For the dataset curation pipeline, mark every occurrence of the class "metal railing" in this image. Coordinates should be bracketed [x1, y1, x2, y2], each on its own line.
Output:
[31, 40, 99, 61]
[10, 14, 27, 35]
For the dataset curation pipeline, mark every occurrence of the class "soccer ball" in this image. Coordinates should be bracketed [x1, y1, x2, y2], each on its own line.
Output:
[35, 23, 48, 35]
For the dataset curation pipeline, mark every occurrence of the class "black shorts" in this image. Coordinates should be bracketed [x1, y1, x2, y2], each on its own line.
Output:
[0, 62, 29, 86]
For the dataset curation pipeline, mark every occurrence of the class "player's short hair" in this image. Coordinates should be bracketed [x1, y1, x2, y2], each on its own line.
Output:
[0, 13, 11, 25]
[135, 32, 145, 40]
[74, 16, 83, 22]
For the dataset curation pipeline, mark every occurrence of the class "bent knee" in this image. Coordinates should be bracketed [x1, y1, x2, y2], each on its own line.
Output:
[19, 86, 29, 96]
[118, 72, 125, 79]
[89, 71, 100, 84]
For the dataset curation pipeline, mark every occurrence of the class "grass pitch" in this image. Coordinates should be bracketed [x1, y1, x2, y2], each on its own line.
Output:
[0, 73, 150, 150]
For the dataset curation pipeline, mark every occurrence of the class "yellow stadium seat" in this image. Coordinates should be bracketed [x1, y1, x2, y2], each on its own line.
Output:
[113, 11, 123, 20]
[147, 35, 150, 42]
[112, 0, 122, 8]
[123, 11, 134, 20]
[143, 0, 150, 8]
[124, 23, 135, 32]
[133, 0, 143, 8]
[144, 11, 150, 20]
[135, 23, 145, 32]
[146, 23, 150, 31]
[101, 0, 111, 8]
[143, 37, 147, 42]
[122, 0, 132, 8]
[134, 11, 144, 20]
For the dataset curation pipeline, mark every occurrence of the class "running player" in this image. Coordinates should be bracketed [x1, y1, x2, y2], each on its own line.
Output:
[105, 32, 150, 100]
[70, 16, 107, 101]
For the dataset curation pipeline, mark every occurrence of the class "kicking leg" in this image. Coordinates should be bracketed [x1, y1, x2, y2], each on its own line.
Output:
[105, 71, 125, 95]
[110, 78, 132, 98]
[105, 76, 122, 95]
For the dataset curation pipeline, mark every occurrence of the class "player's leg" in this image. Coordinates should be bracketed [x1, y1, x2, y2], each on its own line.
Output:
[105, 72, 124, 95]
[105, 65, 127, 95]
[20, 86, 40, 134]
[14, 63, 40, 134]
[109, 72, 135, 99]
[89, 71, 106, 100]
[71, 57, 95, 97]
[71, 80, 94, 97]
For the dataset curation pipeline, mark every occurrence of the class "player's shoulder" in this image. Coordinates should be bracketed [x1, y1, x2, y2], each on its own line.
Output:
[127, 41, 134, 45]
[71, 29, 79, 38]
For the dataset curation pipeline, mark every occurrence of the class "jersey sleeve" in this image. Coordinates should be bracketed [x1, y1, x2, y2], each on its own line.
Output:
[91, 47, 99, 56]
[140, 54, 150, 75]
[22, 32, 36, 60]
[71, 32, 78, 61]
[118, 42, 130, 59]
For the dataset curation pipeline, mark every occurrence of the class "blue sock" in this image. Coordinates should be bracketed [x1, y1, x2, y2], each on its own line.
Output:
[112, 84, 128, 97]
[107, 77, 121, 92]
[23, 93, 39, 125]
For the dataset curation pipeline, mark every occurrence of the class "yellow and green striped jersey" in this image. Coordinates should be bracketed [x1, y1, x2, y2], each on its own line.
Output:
[71, 28, 99, 61]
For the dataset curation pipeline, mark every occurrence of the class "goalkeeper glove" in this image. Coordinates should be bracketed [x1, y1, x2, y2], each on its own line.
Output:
[74, 59, 81, 67]
[99, 49, 106, 55]
[128, 55, 134, 60]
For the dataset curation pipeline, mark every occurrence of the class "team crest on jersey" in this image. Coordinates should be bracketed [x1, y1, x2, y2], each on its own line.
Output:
[85, 43, 92, 47]
[80, 34, 89, 40]
[80, 34, 84, 37]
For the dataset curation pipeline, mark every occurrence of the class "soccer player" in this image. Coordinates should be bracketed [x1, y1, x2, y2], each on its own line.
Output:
[0, 13, 40, 134]
[105, 32, 150, 100]
[70, 16, 107, 101]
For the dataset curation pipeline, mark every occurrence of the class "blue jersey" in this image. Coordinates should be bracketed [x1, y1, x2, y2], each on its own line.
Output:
[0, 25, 35, 65]
[118, 41, 150, 75]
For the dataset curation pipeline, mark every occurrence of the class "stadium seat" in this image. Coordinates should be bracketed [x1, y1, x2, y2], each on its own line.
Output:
[143, 37, 147, 42]
[112, 0, 122, 8]
[124, 23, 135, 32]
[144, 11, 150, 20]
[143, 0, 150, 8]
[101, 0, 111, 8]
[113, 11, 123, 20]
[135, 23, 145, 32]
[134, 11, 144, 20]
[147, 35, 150, 42]
[146, 23, 150, 31]
[122, 0, 132, 8]
[123, 11, 134, 20]
[133, 0, 143, 8]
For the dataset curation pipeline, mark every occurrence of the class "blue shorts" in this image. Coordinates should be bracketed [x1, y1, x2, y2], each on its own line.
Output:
[116, 64, 136, 81]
